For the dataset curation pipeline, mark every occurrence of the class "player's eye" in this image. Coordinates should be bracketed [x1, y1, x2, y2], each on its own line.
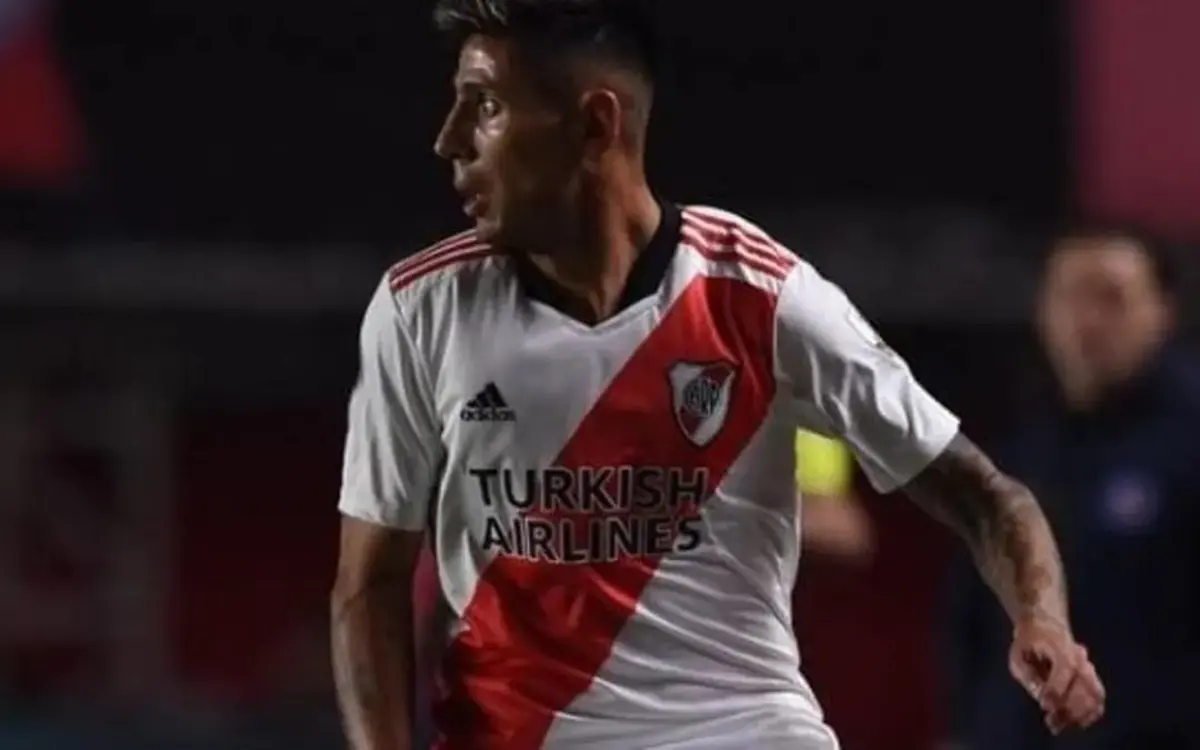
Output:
[477, 95, 501, 119]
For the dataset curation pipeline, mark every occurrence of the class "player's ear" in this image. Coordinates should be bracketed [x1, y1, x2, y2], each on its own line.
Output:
[577, 88, 623, 169]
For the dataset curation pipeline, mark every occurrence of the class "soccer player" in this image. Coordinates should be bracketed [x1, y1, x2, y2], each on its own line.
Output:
[329, 1, 1105, 748]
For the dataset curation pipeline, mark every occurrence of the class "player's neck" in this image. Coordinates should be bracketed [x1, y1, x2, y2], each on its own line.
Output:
[527, 181, 661, 324]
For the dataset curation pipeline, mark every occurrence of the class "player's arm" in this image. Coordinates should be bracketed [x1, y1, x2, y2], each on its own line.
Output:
[331, 278, 443, 750]
[901, 435, 1067, 627]
[775, 258, 1102, 733]
[332, 520, 423, 750]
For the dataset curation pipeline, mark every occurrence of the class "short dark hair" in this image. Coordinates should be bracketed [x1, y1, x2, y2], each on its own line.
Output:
[1055, 221, 1180, 297]
[432, 0, 660, 85]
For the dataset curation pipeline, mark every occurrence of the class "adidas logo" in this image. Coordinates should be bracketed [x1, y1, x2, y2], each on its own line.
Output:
[460, 383, 516, 422]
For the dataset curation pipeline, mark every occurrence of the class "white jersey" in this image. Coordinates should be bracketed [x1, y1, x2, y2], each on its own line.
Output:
[339, 204, 959, 750]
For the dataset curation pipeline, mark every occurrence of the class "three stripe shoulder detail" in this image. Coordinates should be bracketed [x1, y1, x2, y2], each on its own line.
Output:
[680, 207, 798, 281]
[387, 230, 500, 292]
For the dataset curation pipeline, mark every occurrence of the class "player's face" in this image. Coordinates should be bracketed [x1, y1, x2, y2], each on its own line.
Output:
[434, 35, 584, 249]
[1038, 238, 1171, 400]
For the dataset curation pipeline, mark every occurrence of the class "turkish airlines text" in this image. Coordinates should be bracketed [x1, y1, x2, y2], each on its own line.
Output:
[468, 466, 708, 563]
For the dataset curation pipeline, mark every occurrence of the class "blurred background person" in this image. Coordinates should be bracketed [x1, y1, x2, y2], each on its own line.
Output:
[796, 429, 874, 563]
[942, 228, 1200, 750]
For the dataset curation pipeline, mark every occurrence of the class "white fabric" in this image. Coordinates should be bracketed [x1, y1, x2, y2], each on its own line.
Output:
[776, 259, 960, 492]
[338, 278, 443, 530]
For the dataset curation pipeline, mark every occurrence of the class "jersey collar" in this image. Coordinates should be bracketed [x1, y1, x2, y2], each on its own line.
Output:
[513, 200, 682, 321]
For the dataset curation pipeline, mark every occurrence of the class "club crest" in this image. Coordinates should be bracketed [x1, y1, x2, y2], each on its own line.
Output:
[667, 360, 738, 447]
[1099, 470, 1160, 533]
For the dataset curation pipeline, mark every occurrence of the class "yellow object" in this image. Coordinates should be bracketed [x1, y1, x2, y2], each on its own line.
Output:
[795, 430, 853, 496]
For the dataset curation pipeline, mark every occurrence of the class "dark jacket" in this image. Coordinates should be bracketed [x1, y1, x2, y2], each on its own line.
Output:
[943, 344, 1200, 750]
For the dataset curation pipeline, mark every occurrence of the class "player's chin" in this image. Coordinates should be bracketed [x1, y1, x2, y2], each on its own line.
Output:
[471, 214, 502, 243]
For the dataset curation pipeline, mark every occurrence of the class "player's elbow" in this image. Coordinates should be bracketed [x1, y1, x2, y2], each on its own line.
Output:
[330, 570, 417, 643]
[331, 517, 424, 622]
[330, 555, 415, 614]
[329, 574, 366, 620]
[330, 573, 360, 627]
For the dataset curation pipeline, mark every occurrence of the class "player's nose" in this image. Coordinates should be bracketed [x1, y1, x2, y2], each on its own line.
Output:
[433, 126, 455, 161]
[434, 110, 469, 162]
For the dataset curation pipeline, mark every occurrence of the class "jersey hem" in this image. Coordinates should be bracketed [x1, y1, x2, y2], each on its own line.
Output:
[871, 414, 961, 494]
[338, 495, 426, 532]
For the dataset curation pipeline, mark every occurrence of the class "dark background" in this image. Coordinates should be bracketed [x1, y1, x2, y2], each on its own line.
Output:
[47, 0, 1067, 239]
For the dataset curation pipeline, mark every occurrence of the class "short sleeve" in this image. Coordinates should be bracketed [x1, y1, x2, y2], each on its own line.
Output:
[776, 261, 960, 493]
[338, 278, 443, 530]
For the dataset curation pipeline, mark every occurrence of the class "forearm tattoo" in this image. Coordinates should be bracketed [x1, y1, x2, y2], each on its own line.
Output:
[904, 432, 1068, 624]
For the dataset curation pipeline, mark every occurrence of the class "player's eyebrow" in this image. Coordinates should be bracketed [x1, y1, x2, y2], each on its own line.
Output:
[453, 75, 496, 96]
[454, 59, 499, 86]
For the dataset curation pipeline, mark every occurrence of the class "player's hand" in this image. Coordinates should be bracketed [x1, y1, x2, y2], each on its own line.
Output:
[1009, 615, 1106, 735]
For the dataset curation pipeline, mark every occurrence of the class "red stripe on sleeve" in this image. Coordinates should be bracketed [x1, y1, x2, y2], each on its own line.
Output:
[389, 246, 496, 292]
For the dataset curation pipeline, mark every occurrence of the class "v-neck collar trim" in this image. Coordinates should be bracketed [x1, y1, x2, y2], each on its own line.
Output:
[509, 201, 681, 327]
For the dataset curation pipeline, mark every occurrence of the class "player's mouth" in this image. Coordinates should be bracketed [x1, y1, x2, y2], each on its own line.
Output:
[453, 176, 484, 218]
